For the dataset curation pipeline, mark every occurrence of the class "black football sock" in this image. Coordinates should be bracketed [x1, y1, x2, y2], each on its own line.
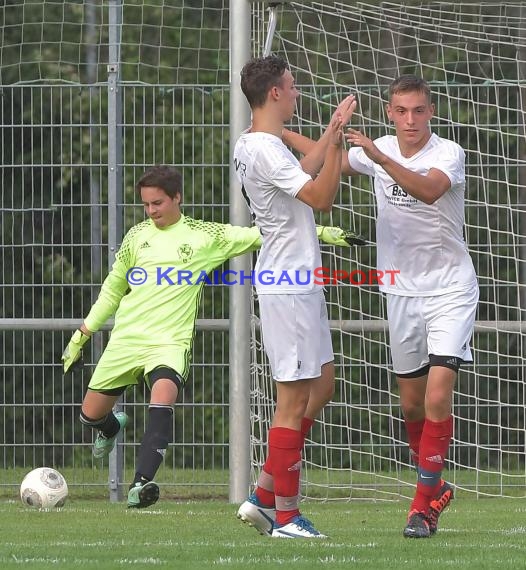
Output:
[79, 410, 120, 438]
[134, 405, 173, 481]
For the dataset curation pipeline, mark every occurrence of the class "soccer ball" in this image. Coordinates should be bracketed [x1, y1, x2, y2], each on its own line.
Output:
[20, 467, 68, 509]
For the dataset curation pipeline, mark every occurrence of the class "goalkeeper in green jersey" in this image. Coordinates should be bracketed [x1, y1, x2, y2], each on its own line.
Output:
[61, 165, 364, 508]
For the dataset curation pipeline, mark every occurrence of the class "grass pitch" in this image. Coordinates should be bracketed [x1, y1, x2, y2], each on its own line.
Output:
[0, 495, 524, 569]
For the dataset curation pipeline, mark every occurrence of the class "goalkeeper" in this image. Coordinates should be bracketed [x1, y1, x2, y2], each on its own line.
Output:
[61, 164, 364, 509]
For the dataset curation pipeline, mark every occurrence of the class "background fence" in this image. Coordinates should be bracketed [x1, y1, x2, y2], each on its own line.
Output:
[1, 0, 525, 502]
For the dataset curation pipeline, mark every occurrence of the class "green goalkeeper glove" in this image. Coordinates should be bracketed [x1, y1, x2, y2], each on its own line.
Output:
[61, 329, 90, 374]
[316, 225, 367, 247]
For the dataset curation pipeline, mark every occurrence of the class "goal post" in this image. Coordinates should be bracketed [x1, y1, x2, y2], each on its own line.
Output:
[229, 0, 252, 504]
[248, 0, 526, 499]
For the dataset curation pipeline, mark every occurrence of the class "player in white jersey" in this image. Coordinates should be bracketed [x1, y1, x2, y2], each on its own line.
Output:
[234, 55, 357, 539]
[283, 75, 478, 539]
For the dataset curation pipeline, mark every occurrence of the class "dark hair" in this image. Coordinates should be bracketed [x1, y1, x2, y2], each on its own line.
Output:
[240, 55, 289, 108]
[389, 75, 431, 102]
[136, 165, 182, 199]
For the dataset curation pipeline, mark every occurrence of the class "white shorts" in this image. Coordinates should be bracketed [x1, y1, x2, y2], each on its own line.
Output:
[386, 284, 479, 375]
[258, 290, 334, 381]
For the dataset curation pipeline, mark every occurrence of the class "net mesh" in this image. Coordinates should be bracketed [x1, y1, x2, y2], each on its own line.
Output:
[249, 1, 526, 500]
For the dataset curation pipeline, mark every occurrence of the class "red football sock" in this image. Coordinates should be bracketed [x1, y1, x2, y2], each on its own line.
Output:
[405, 418, 425, 465]
[411, 416, 453, 513]
[269, 427, 303, 525]
[255, 418, 313, 509]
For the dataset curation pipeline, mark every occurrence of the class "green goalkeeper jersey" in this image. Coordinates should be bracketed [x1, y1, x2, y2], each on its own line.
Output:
[84, 214, 261, 347]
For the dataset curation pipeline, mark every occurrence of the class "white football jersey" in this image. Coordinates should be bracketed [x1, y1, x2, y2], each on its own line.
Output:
[348, 133, 477, 295]
[233, 130, 321, 294]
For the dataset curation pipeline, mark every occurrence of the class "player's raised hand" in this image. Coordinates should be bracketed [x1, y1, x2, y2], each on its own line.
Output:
[327, 115, 344, 146]
[331, 95, 357, 128]
[346, 128, 385, 164]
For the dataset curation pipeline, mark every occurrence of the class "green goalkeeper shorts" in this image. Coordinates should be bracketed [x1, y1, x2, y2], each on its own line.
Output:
[88, 341, 191, 391]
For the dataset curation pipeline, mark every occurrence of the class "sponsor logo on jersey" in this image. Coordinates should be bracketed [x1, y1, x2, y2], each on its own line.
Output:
[386, 183, 417, 207]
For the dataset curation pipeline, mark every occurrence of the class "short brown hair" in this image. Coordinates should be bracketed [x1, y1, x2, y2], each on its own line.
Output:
[389, 75, 431, 103]
[136, 165, 182, 199]
[240, 55, 289, 108]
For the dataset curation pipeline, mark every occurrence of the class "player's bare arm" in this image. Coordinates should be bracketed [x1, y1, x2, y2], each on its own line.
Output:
[345, 128, 451, 204]
[295, 117, 343, 212]
[283, 95, 356, 177]
[79, 324, 93, 336]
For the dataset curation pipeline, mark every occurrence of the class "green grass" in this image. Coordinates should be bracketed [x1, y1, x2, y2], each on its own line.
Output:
[1, 496, 525, 569]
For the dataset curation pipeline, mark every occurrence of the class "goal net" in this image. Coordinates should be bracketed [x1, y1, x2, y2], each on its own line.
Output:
[250, 1, 526, 500]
